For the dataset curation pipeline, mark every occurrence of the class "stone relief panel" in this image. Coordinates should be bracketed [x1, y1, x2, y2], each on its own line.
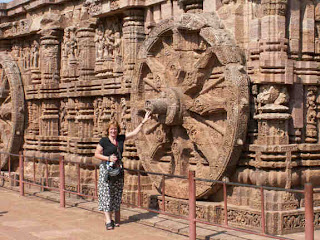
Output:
[84, 0, 102, 16]
[61, 27, 79, 82]
[1, 0, 320, 235]
[94, 18, 123, 78]
[0, 19, 31, 38]
[305, 86, 318, 143]
[254, 85, 290, 145]
[10, 38, 41, 86]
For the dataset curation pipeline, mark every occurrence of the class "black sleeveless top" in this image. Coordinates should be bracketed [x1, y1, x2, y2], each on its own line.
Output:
[98, 135, 125, 157]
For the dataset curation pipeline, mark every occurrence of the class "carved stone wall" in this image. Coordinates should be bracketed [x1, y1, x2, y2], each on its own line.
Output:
[0, 0, 320, 235]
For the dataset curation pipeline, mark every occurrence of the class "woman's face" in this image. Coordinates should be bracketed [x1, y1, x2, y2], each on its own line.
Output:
[108, 125, 118, 138]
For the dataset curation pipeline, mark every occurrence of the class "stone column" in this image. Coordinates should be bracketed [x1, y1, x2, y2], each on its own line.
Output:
[259, 0, 289, 84]
[76, 26, 95, 81]
[67, 98, 77, 138]
[27, 101, 40, 135]
[40, 100, 59, 137]
[315, 3, 320, 60]
[75, 99, 94, 139]
[288, 0, 300, 59]
[40, 28, 61, 85]
[255, 85, 291, 145]
[179, 0, 203, 13]
[122, 9, 145, 87]
[301, 1, 315, 60]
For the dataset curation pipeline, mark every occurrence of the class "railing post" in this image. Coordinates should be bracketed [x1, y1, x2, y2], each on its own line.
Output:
[162, 175, 165, 212]
[260, 187, 266, 234]
[8, 154, 11, 185]
[188, 170, 196, 240]
[305, 183, 314, 240]
[19, 152, 24, 196]
[45, 159, 49, 192]
[223, 182, 228, 226]
[59, 156, 65, 208]
[94, 165, 98, 198]
[77, 163, 81, 198]
[137, 171, 141, 207]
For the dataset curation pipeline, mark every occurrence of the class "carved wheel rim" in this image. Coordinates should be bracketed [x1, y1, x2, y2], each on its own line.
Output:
[0, 53, 25, 169]
[132, 13, 249, 199]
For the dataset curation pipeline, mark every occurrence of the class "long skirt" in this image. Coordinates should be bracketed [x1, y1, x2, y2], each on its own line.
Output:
[98, 162, 124, 212]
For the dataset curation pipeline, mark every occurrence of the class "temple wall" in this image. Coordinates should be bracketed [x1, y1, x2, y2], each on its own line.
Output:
[1, 0, 320, 234]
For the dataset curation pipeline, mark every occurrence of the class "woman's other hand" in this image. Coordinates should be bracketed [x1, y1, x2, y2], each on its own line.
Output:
[110, 154, 118, 162]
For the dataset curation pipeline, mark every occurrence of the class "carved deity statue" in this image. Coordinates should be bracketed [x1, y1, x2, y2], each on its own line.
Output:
[93, 97, 103, 128]
[31, 40, 40, 68]
[60, 99, 68, 136]
[94, 24, 105, 60]
[23, 45, 31, 70]
[104, 28, 114, 59]
[120, 97, 128, 131]
[63, 27, 78, 62]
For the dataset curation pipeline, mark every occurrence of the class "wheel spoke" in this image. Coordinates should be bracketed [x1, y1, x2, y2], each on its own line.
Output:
[200, 76, 224, 95]
[189, 112, 225, 136]
[143, 75, 161, 92]
[146, 57, 166, 76]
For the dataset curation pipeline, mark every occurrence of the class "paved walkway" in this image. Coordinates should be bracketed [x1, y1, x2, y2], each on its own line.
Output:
[0, 186, 318, 240]
[0, 188, 186, 240]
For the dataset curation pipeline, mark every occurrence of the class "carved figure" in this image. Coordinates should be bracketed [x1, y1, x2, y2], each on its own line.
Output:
[63, 27, 77, 62]
[95, 24, 105, 60]
[110, 97, 117, 120]
[257, 85, 289, 107]
[23, 45, 31, 70]
[60, 99, 68, 136]
[31, 40, 40, 68]
[93, 97, 103, 136]
[84, 0, 102, 15]
[120, 97, 128, 131]
[104, 28, 114, 59]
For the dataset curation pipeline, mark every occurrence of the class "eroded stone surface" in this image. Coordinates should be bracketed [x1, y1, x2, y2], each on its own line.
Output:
[1, 0, 320, 235]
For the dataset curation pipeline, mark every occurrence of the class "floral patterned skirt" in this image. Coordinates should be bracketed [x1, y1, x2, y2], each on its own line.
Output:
[98, 162, 124, 212]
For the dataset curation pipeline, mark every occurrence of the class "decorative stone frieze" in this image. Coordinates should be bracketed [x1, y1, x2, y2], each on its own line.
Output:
[1, 0, 320, 235]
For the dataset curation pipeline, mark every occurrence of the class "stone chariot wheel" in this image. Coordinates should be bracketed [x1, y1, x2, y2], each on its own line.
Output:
[132, 13, 249, 199]
[0, 53, 25, 169]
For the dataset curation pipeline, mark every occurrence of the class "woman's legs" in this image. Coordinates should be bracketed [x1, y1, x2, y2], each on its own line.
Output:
[115, 210, 120, 226]
[104, 211, 112, 224]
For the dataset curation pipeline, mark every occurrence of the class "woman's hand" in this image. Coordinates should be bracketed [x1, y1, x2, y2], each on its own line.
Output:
[110, 154, 118, 163]
[142, 110, 151, 125]
[125, 110, 152, 139]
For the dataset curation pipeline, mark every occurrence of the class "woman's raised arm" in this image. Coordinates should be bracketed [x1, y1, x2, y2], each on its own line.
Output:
[125, 111, 151, 140]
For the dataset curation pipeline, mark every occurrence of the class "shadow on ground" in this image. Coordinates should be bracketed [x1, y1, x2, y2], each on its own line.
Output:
[0, 211, 8, 216]
[121, 211, 159, 224]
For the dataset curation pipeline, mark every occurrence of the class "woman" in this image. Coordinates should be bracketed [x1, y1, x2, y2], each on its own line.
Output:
[94, 111, 151, 230]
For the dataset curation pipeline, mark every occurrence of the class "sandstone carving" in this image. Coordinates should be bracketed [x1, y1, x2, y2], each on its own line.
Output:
[0, 0, 320, 235]
[0, 53, 25, 169]
[132, 12, 249, 199]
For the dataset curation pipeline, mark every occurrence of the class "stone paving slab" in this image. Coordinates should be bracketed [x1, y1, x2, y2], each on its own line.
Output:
[2, 185, 318, 240]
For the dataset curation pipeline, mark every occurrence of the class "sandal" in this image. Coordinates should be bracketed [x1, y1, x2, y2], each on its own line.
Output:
[105, 222, 114, 230]
[111, 220, 120, 227]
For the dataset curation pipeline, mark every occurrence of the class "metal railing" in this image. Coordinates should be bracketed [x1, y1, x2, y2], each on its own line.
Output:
[0, 151, 316, 240]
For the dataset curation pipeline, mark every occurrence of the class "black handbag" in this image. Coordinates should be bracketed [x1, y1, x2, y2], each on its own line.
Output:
[104, 145, 123, 181]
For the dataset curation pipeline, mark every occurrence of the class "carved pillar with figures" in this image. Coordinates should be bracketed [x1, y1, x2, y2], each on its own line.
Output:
[40, 28, 61, 85]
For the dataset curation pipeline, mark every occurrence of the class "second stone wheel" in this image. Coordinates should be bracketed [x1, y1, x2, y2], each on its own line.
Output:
[0, 53, 25, 170]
